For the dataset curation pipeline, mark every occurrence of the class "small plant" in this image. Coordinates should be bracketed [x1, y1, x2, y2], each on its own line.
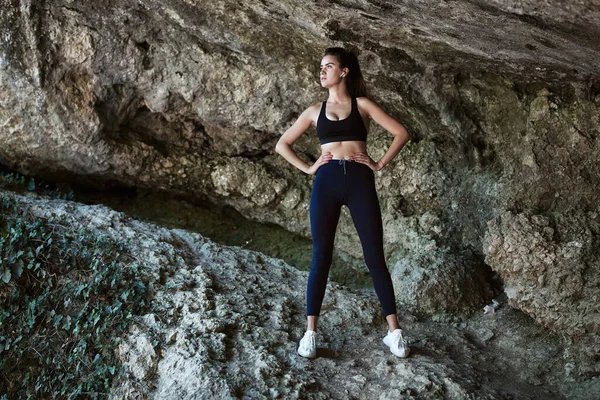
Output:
[0, 164, 74, 200]
[0, 195, 150, 399]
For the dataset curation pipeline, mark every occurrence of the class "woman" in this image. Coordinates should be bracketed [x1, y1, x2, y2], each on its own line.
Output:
[275, 47, 411, 359]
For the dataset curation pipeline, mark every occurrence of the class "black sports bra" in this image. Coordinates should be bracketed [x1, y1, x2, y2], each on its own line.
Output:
[316, 97, 368, 145]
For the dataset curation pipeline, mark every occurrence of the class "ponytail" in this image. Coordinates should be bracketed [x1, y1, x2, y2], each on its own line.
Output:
[324, 47, 368, 98]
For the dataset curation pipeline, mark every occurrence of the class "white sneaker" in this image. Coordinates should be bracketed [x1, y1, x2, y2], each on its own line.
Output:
[383, 329, 410, 358]
[297, 330, 317, 358]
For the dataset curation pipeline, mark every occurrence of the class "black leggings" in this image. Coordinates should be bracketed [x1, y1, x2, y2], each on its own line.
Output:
[307, 159, 397, 317]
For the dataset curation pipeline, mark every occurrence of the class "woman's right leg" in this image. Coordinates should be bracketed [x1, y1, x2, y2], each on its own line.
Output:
[306, 164, 342, 324]
[298, 163, 341, 358]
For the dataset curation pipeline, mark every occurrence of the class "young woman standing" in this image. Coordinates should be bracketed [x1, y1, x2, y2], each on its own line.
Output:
[275, 47, 411, 359]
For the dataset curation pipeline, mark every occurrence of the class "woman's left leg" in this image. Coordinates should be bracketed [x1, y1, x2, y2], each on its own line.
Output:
[345, 165, 397, 320]
[345, 163, 410, 358]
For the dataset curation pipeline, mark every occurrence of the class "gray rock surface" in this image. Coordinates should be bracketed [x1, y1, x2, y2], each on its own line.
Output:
[483, 210, 600, 377]
[6, 189, 599, 399]
[1, 1, 600, 318]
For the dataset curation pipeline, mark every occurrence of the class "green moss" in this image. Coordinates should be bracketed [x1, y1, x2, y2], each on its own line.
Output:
[0, 163, 74, 200]
[0, 196, 151, 399]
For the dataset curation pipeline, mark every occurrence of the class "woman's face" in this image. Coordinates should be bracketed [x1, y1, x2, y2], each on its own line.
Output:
[319, 55, 347, 88]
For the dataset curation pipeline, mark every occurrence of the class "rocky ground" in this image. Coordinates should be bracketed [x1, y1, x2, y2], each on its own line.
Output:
[5, 189, 598, 400]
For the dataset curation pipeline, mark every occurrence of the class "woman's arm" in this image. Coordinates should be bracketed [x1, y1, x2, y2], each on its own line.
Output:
[352, 97, 411, 171]
[275, 104, 332, 174]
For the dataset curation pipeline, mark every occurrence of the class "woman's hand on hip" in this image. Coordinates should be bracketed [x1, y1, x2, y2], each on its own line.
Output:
[351, 152, 383, 171]
[306, 152, 333, 175]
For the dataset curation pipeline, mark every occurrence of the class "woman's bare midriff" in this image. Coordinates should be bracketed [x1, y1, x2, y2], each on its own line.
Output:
[321, 141, 367, 159]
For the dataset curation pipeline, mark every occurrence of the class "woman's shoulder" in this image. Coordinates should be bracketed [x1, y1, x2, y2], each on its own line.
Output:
[355, 96, 375, 106]
[295, 102, 323, 126]
[355, 96, 378, 116]
[302, 102, 324, 118]
[310, 101, 325, 110]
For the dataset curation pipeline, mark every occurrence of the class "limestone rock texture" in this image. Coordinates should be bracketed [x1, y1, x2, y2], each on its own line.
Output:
[5, 189, 595, 399]
[483, 211, 600, 377]
[1, 1, 600, 320]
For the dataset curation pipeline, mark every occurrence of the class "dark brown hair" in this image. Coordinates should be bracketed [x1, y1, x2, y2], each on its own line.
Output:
[324, 47, 368, 98]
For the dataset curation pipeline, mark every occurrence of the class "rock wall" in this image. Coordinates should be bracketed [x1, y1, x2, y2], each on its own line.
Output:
[1, 1, 599, 319]
[484, 210, 600, 377]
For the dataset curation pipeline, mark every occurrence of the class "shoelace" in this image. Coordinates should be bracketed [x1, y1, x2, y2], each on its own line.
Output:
[303, 333, 316, 350]
[393, 331, 407, 349]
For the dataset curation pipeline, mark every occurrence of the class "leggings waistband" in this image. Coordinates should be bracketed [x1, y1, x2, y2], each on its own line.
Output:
[336, 159, 352, 174]
[324, 159, 371, 175]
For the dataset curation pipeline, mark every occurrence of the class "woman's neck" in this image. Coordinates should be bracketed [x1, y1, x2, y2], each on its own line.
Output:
[327, 87, 351, 104]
